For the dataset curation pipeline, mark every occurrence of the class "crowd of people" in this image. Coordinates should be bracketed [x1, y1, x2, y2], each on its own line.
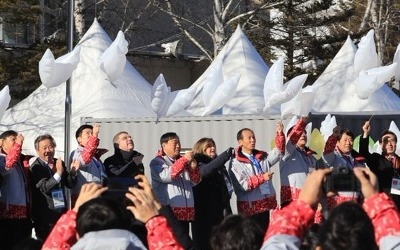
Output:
[0, 117, 400, 249]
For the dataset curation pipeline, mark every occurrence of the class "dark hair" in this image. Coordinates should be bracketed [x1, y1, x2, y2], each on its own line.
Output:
[318, 202, 378, 250]
[75, 124, 93, 139]
[34, 134, 56, 150]
[337, 128, 354, 141]
[160, 132, 179, 145]
[236, 128, 253, 141]
[0, 130, 17, 140]
[210, 214, 264, 250]
[76, 197, 132, 237]
[380, 130, 397, 143]
[300, 223, 320, 250]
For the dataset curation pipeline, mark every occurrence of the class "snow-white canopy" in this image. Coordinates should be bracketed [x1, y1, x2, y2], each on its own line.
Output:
[0, 19, 155, 156]
[311, 35, 400, 113]
[185, 26, 270, 115]
[1, 21, 400, 157]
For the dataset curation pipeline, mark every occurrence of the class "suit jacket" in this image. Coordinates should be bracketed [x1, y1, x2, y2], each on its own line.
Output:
[359, 136, 400, 208]
[29, 157, 76, 227]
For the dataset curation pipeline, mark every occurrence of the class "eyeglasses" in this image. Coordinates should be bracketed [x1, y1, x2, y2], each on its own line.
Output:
[382, 137, 396, 143]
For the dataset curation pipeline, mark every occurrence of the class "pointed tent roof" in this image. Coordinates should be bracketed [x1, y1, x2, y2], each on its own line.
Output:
[312, 36, 400, 113]
[186, 26, 270, 115]
[0, 19, 155, 155]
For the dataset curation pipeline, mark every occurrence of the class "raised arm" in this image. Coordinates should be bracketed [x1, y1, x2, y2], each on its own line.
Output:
[42, 183, 108, 250]
[354, 167, 400, 246]
[262, 168, 333, 249]
[359, 121, 372, 158]
[150, 155, 189, 183]
[196, 148, 233, 177]
[126, 180, 184, 250]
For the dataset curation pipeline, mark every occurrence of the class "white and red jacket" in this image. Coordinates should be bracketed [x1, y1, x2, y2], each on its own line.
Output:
[0, 143, 31, 219]
[70, 136, 107, 200]
[150, 151, 201, 221]
[262, 192, 400, 250]
[319, 134, 366, 209]
[229, 134, 284, 216]
[42, 210, 183, 250]
[280, 119, 317, 204]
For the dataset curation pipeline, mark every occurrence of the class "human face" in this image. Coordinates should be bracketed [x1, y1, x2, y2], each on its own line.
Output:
[239, 130, 256, 154]
[77, 128, 93, 147]
[336, 133, 353, 154]
[381, 134, 397, 155]
[162, 138, 181, 159]
[117, 133, 134, 152]
[2, 135, 16, 154]
[296, 131, 307, 148]
[205, 144, 216, 158]
[36, 139, 55, 162]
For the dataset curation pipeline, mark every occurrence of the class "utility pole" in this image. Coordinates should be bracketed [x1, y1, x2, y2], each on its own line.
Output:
[65, 0, 74, 209]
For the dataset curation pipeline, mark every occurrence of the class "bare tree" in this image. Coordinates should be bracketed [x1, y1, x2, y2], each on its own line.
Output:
[152, 0, 285, 60]
[75, 0, 85, 39]
[342, 0, 400, 65]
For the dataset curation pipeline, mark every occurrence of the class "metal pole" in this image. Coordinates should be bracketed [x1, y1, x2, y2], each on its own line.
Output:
[65, 0, 74, 210]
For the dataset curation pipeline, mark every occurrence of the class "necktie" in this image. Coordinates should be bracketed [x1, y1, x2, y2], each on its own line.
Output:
[249, 155, 263, 174]
[48, 161, 55, 174]
[388, 156, 398, 169]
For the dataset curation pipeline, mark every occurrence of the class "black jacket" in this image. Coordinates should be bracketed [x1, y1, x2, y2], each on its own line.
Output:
[359, 136, 400, 208]
[104, 149, 144, 177]
[29, 157, 76, 239]
[192, 151, 232, 250]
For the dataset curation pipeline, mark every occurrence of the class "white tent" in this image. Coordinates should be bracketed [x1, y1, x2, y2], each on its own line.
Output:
[311, 36, 400, 113]
[186, 26, 270, 115]
[186, 26, 400, 116]
[0, 19, 155, 156]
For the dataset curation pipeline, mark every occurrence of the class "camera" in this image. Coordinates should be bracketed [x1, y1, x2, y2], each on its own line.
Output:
[102, 177, 139, 200]
[324, 166, 360, 192]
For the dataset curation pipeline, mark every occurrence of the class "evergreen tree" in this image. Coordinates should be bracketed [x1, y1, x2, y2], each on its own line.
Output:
[0, 0, 66, 104]
[246, 0, 354, 83]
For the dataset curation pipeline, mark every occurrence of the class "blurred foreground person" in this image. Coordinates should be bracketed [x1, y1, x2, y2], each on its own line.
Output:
[210, 214, 264, 250]
[42, 177, 184, 249]
[263, 167, 400, 250]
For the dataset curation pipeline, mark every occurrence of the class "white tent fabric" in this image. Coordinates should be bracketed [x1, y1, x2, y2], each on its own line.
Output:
[311, 36, 400, 113]
[2, 20, 400, 156]
[0, 19, 155, 156]
[186, 26, 270, 115]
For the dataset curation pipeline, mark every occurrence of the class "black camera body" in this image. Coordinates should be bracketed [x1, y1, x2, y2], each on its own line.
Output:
[102, 177, 139, 199]
[324, 166, 360, 192]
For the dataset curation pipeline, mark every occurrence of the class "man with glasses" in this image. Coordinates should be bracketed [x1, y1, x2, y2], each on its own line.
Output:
[360, 121, 400, 209]
[29, 134, 78, 241]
